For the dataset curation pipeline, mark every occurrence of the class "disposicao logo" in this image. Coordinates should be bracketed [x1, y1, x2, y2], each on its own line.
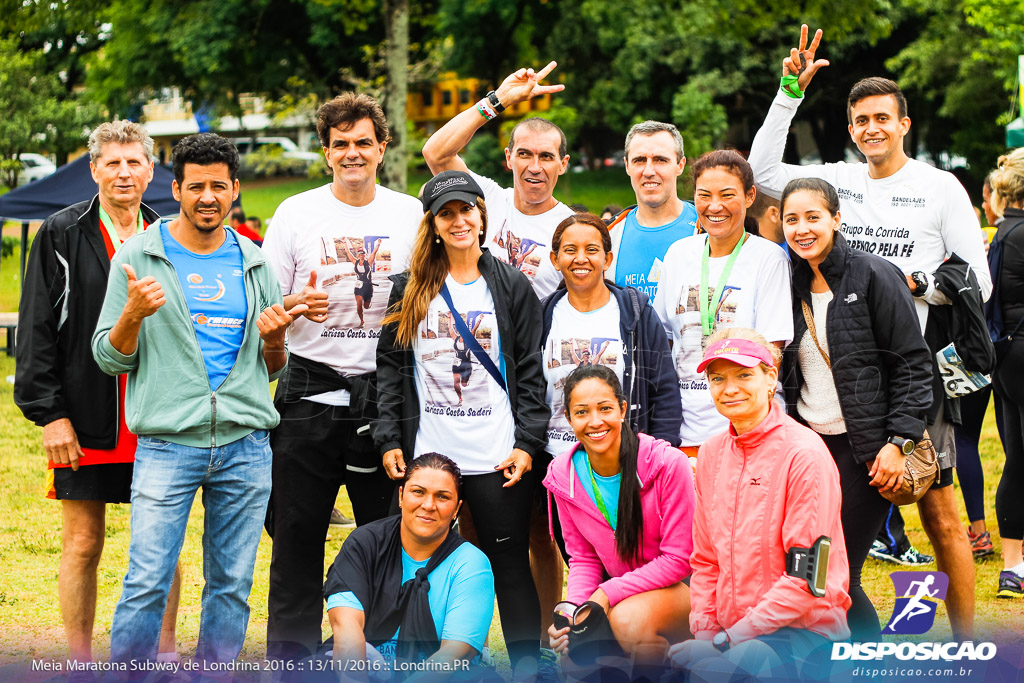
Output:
[883, 571, 948, 635]
[831, 570, 997, 663]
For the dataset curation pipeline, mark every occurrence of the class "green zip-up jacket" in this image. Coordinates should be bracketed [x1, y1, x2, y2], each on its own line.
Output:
[92, 223, 285, 448]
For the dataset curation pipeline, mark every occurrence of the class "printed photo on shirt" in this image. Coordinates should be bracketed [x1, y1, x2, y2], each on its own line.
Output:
[492, 222, 545, 278]
[419, 309, 496, 407]
[678, 283, 740, 326]
[317, 234, 393, 330]
[546, 336, 623, 448]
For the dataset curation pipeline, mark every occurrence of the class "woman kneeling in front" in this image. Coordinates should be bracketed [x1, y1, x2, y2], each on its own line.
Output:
[670, 328, 850, 680]
[324, 454, 494, 678]
[544, 364, 695, 667]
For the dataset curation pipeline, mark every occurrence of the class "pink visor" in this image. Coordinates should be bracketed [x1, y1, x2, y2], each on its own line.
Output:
[696, 338, 774, 373]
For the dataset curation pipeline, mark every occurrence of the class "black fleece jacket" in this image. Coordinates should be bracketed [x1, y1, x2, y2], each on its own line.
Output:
[782, 231, 933, 462]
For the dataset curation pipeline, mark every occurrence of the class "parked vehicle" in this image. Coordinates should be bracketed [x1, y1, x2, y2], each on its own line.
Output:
[20, 153, 57, 183]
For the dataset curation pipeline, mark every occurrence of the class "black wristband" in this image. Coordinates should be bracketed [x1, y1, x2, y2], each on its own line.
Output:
[486, 90, 505, 114]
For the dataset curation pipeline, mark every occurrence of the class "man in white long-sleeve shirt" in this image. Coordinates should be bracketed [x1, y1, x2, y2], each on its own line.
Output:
[747, 25, 982, 640]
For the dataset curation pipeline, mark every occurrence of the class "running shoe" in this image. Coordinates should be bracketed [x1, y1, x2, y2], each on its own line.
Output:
[868, 540, 934, 566]
[330, 507, 356, 527]
[997, 570, 1023, 599]
[967, 529, 994, 558]
[537, 648, 561, 683]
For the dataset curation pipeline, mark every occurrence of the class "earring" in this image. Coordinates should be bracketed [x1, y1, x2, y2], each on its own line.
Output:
[435, 235, 441, 244]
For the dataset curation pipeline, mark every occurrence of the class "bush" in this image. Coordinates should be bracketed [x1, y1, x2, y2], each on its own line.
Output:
[1, 236, 17, 259]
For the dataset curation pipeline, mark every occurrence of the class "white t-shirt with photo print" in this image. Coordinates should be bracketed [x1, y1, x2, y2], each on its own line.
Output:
[470, 171, 574, 299]
[262, 183, 421, 404]
[542, 296, 625, 457]
[413, 275, 516, 474]
[652, 233, 793, 446]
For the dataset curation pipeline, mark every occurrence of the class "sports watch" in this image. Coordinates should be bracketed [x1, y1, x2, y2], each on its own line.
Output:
[910, 271, 928, 297]
[887, 435, 916, 455]
[713, 631, 730, 652]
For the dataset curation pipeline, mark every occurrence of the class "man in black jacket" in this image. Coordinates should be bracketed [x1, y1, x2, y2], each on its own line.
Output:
[14, 121, 180, 664]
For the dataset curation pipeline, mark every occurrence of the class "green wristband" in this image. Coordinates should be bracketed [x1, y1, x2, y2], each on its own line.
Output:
[780, 74, 803, 99]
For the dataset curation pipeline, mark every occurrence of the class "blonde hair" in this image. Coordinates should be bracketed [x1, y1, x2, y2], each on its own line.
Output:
[705, 326, 782, 369]
[382, 199, 488, 347]
[990, 148, 1024, 215]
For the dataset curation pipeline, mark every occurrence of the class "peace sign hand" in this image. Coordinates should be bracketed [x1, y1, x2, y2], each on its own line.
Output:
[782, 24, 830, 93]
[494, 61, 565, 109]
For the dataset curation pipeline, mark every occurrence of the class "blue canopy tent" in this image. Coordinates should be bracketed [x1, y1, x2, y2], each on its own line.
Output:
[0, 156, 181, 283]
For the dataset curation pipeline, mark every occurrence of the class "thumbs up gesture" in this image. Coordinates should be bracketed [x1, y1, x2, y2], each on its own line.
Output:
[122, 263, 165, 321]
[296, 269, 330, 323]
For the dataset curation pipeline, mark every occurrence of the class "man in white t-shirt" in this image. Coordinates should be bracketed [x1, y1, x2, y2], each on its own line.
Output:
[260, 93, 422, 660]
[607, 121, 699, 301]
[422, 61, 573, 300]
[421, 61, 571, 675]
[747, 25, 985, 640]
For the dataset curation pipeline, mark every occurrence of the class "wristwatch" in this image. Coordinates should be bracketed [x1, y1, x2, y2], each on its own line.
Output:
[887, 435, 915, 455]
[910, 271, 928, 297]
[486, 90, 506, 114]
[713, 631, 730, 652]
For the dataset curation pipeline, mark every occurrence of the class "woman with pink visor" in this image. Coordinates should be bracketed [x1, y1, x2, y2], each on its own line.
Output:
[670, 327, 850, 680]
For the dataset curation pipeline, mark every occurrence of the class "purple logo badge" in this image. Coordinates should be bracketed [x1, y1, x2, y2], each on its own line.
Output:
[882, 571, 949, 635]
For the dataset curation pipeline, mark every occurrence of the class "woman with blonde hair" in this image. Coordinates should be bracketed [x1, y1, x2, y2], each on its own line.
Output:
[987, 147, 1024, 598]
[374, 170, 549, 670]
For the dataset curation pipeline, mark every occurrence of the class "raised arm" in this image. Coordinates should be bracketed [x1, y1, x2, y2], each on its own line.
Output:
[748, 25, 832, 198]
[421, 61, 564, 174]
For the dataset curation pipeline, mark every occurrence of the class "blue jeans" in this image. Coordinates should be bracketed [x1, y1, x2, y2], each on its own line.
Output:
[110, 430, 272, 664]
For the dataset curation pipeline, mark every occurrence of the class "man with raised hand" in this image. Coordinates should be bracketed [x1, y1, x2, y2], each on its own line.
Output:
[748, 24, 987, 640]
[606, 121, 699, 300]
[15, 120, 180, 666]
[92, 133, 299, 665]
[422, 61, 572, 299]
[260, 93, 422, 661]
[422, 62, 570, 680]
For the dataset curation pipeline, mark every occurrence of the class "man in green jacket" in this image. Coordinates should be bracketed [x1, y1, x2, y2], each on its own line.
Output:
[92, 133, 305, 664]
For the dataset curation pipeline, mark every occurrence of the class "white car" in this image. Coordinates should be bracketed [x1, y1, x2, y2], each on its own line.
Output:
[20, 153, 56, 183]
[232, 137, 321, 163]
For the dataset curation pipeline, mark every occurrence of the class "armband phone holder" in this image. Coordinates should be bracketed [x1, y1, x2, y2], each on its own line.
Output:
[787, 536, 831, 597]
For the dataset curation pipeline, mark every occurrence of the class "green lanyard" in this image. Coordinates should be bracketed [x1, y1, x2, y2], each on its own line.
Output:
[98, 205, 145, 254]
[583, 455, 616, 530]
[699, 233, 747, 336]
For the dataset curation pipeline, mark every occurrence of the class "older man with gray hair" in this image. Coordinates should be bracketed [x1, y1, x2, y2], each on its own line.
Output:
[606, 121, 698, 302]
[15, 120, 180, 665]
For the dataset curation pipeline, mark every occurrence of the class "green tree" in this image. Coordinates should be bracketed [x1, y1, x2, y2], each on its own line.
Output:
[0, 38, 66, 187]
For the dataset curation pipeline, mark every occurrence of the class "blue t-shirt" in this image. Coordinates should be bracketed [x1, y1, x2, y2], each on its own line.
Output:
[161, 223, 247, 391]
[614, 204, 699, 300]
[572, 448, 622, 530]
[325, 542, 494, 660]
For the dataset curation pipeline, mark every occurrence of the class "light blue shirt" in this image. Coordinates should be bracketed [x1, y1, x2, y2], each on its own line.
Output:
[161, 223, 247, 391]
[573, 448, 622, 530]
[326, 542, 494, 659]
[615, 205, 699, 300]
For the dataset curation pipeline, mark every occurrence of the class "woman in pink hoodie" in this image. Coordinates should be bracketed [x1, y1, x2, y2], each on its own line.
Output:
[543, 364, 695, 662]
[670, 328, 850, 679]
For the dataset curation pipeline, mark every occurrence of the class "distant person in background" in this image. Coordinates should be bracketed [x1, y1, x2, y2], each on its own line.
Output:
[15, 120, 181, 665]
[747, 189, 784, 246]
[600, 204, 622, 222]
[569, 203, 589, 213]
[247, 215, 263, 238]
[230, 206, 263, 246]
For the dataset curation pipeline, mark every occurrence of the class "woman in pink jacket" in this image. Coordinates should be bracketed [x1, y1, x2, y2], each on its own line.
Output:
[670, 327, 850, 679]
[543, 364, 695, 663]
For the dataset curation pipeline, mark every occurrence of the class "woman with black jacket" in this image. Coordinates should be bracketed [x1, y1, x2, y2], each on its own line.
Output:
[780, 178, 933, 638]
[540, 212, 682, 457]
[373, 170, 548, 672]
[987, 148, 1024, 598]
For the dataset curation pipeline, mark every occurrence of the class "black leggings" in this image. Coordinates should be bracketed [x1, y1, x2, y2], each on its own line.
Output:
[819, 433, 891, 640]
[954, 386, 991, 523]
[995, 339, 1024, 540]
[461, 470, 541, 666]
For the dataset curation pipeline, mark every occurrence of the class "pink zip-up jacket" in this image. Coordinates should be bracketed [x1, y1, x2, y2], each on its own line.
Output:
[542, 433, 695, 607]
[690, 404, 851, 644]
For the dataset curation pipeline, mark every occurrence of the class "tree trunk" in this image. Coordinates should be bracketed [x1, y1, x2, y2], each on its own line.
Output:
[381, 0, 409, 193]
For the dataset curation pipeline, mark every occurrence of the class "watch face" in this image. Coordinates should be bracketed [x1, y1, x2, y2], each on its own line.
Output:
[902, 439, 915, 455]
